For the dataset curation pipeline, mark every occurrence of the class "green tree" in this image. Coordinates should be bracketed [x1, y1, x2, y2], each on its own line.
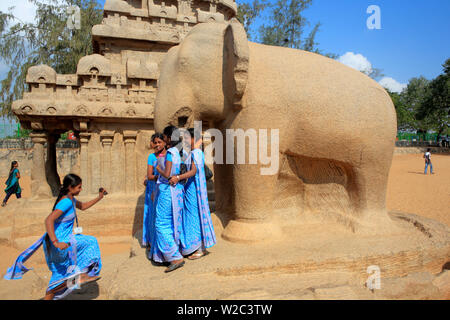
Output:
[417, 58, 450, 137]
[387, 90, 413, 131]
[0, 0, 103, 117]
[236, 0, 269, 41]
[258, 0, 335, 58]
[402, 76, 431, 132]
[366, 67, 384, 80]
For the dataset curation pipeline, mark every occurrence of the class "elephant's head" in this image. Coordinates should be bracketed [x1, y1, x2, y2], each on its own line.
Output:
[154, 18, 249, 132]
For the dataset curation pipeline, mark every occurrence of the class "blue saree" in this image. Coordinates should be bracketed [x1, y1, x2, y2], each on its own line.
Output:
[142, 153, 158, 247]
[4, 197, 102, 300]
[180, 149, 216, 255]
[149, 147, 184, 263]
[4, 168, 21, 195]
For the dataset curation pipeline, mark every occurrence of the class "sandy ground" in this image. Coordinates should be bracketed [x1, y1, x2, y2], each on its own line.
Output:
[386, 153, 450, 227]
[0, 152, 449, 299]
[0, 153, 449, 261]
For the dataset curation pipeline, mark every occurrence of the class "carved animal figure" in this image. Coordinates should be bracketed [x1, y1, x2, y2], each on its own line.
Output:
[154, 19, 397, 242]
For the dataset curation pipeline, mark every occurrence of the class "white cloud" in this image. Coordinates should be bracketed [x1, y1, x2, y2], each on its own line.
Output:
[378, 77, 407, 93]
[338, 52, 373, 75]
[338, 51, 407, 93]
[0, 0, 38, 24]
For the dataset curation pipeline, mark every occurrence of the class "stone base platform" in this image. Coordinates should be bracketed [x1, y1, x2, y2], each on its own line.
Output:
[0, 199, 448, 299]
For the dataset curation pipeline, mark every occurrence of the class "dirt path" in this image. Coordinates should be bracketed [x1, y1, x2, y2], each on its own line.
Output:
[386, 153, 450, 227]
[0, 152, 449, 300]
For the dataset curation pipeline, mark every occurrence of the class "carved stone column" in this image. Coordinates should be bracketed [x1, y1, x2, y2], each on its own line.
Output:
[79, 132, 91, 195]
[45, 133, 61, 196]
[124, 130, 137, 194]
[100, 130, 114, 193]
[30, 131, 52, 198]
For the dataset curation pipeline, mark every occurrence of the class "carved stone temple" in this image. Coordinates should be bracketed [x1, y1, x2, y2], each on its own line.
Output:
[12, 0, 237, 198]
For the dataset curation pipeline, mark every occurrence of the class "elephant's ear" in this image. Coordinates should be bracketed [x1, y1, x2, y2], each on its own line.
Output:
[224, 18, 249, 110]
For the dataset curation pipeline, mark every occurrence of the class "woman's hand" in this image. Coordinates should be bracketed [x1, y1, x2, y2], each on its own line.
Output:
[169, 175, 179, 185]
[98, 188, 107, 199]
[143, 179, 148, 186]
[54, 241, 69, 250]
[194, 138, 203, 150]
[156, 166, 163, 175]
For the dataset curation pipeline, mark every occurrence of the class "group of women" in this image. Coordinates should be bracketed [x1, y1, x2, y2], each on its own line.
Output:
[142, 125, 216, 273]
[4, 125, 215, 299]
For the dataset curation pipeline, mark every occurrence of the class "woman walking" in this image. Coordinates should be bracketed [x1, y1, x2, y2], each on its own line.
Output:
[2, 161, 22, 206]
[142, 133, 166, 248]
[4, 174, 106, 300]
[150, 125, 185, 272]
[171, 128, 216, 259]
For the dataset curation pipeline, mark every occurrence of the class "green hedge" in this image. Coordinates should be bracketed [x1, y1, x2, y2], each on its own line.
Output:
[397, 132, 439, 142]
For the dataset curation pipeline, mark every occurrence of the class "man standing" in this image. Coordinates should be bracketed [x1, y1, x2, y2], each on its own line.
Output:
[423, 148, 434, 174]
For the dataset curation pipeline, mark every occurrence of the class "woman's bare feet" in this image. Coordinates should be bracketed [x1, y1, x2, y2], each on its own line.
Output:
[43, 273, 100, 300]
[43, 281, 68, 300]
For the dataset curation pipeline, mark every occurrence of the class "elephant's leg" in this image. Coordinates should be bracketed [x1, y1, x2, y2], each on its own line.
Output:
[221, 164, 282, 242]
[348, 163, 395, 232]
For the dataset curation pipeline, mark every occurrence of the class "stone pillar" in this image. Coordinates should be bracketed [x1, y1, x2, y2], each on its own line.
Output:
[124, 130, 137, 194]
[30, 131, 52, 198]
[45, 133, 61, 196]
[100, 130, 114, 193]
[79, 131, 91, 194]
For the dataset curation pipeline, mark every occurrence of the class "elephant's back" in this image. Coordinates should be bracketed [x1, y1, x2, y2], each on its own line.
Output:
[245, 42, 397, 160]
[247, 42, 396, 129]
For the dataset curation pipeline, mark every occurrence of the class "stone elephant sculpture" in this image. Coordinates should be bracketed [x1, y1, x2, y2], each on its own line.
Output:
[154, 19, 397, 242]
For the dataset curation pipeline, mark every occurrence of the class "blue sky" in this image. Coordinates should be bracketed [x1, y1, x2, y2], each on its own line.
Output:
[1, 0, 449, 99]
[244, 0, 450, 89]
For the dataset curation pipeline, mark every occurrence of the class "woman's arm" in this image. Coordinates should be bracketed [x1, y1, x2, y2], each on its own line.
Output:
[147, 165, 158, 181]
[16, 171, 20, 179]
[75, 190, 105, 211]
[45, 209, 68, 250]
[169, 162, 196, 185]
[157, 160, 172, 179]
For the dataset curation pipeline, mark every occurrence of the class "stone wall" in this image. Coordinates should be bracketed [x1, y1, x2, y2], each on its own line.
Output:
[0, 139, 79, 177]
[395, 140, 444, 148]
[394, 146, 450, 155]
[2, 139, 448, 178]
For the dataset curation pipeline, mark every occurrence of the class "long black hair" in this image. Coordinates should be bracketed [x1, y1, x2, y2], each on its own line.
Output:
[9, 161, 18, 177]
[187, 128, 202, 142]
[152, 132, 165, 143]
[163, 125, 181, 147]
[52, 174, 82, 210]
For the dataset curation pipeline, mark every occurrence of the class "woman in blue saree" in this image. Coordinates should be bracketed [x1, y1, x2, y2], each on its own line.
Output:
[2, 161, 22, 207]
[150, 125, 185, 273]
[170, 128, 216, 259]
[4, 174, 106, 300]
[142, 133, 166, 248]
